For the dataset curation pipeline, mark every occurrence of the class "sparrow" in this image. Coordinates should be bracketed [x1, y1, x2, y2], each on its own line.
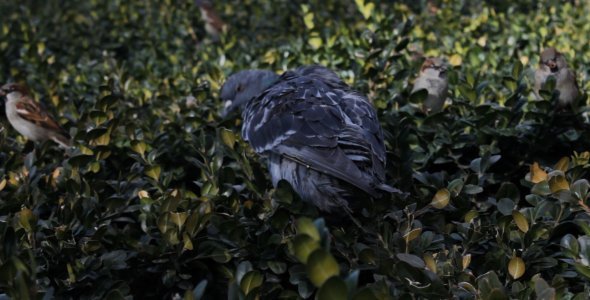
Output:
[410, 57, 449, 114]
[534, 47, 579, 108]
[195, 0, 227, 42]
[0, 83, 72, 148]
[221, 65, 401, 214]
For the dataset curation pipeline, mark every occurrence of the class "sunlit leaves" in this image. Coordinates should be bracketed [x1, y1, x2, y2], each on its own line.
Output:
[306, 249, 340, 287]
[431, 188, 450, 209]
[528, 162, 548, 183]
[508, 256, 525, 279]
[512, 211, 529, 233]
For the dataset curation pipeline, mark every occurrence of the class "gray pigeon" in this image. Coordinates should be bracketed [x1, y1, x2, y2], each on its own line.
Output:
[220, 65, 400, 213]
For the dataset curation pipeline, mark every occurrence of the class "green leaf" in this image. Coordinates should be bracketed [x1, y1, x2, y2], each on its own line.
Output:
[316, 276, 347, 300]
[458, 83, 477, 102]
[292, 234, 320, 264]
[352, 287, 379, 300]
[560, 234, 579, 257]
[193, 280, 208, 300]
[512, 61, 523, 78]
[306, 249, 340, 287]
[533, 274, 556, 300]
[296, 217, 320, 241]
[476, 271, 505, 299]
[497, 198, 515, 216]
[396, 253, 425, 269]
[240, 271, 263, 296]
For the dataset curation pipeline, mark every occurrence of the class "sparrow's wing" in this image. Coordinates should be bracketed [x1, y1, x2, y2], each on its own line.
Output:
[198, 2, 226, 32]
[16, 96, 69, 136]
[242, 66, 386, 196]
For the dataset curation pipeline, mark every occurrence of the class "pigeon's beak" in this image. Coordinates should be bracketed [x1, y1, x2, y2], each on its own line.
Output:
[220, 100, 234, 119]
[0, 89, 5, 97]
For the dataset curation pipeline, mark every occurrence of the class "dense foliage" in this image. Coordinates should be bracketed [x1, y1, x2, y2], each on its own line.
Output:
[1, 0, 590, 299]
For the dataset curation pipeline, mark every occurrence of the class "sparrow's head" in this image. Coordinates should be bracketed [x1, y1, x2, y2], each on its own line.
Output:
[195, 0, 212, 9]
[0, 83, 28, 100]
[540, 47, 567, 73]
[421, 57, 447, 76]
[220, 69, 279, 117]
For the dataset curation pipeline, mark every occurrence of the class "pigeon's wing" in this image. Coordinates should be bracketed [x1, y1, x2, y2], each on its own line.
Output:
[16, 96, 68, 136]
[242, 70, 384, 196]
[336, 91, 387, 182]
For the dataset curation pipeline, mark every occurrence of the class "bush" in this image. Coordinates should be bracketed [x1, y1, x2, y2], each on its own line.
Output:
[0, 0, 589, 298]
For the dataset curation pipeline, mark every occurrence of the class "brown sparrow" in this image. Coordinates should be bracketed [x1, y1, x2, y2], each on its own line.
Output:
[411, 57, 449, 113]
[0, 83, 72, 148]
[534, 47, 579, 108]
[195, 0, 227, 41]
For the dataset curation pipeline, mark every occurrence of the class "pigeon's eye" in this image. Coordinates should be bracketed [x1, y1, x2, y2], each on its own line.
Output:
[236, 85, 243, 92]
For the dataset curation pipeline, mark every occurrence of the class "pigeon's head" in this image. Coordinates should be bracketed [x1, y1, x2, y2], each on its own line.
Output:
[0, 83, 28, 101]
[540, 47, 567, 73]
[220, 69, 278, 117]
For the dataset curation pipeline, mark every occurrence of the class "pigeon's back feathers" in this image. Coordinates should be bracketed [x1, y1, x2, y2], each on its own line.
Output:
[237, 65, 395, 212]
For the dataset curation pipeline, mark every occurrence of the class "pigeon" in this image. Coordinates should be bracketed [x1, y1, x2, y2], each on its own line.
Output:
[220, 65, 400, 213]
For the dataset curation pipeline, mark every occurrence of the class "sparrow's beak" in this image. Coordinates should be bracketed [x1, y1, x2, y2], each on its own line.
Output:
[546, 60, 558, 72]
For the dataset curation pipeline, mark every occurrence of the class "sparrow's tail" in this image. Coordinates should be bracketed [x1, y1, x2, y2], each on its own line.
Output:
[51, 134, 73, 148]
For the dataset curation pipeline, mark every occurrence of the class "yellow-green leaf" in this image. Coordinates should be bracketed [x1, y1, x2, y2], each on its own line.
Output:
[296, 217, 320, 241]
[462, 254, 471, 270]
[0, 178, 6, 191]
[292, 234, 320, 263]
[169, 212, 188, 229]
[306, 249, 340, 287]
[464, 210, 478, 223]
[308, 36, 323, 49]
[554, 157, 570, 172]
[182, 233, 193, 251]
[512, 211, 529, 233]
[529, 162, 548, 183]
[145, 165, 161, 181]
[404, 228, 422, 243]
[549, 174, 569, 193]
[220, 128, 236, 149]
[431, 188, 450, 209]
[131, 140, 147, 158]
[508, 256, 525, 279]
[423, 253, 437, 273]
[355, 0, 374, 19]
[18, 207, 35, 232]
[449, 54, 462, 66]
[303, 12, 315, 29]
